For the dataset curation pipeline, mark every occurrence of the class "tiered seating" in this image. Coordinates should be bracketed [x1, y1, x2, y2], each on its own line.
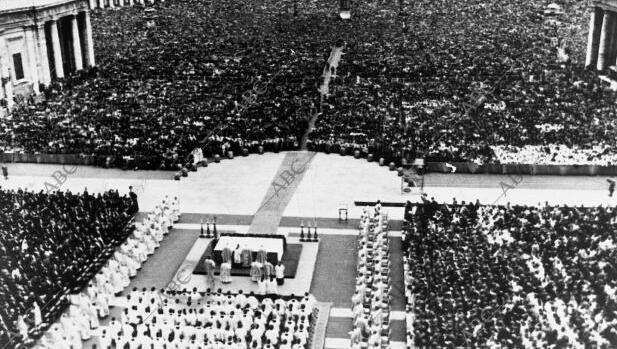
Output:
[32, 197, 180, 349]
[350, 205, 391, 348]
[402, 199, 617, 348]
[0, 189, 137, 348]
[96, 289, 316, 349]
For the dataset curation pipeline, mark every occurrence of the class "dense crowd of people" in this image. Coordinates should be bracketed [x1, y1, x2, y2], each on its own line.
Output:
[89, 290, 315, 349]
[1, 0, 617, 167]
[0, 188, 138, 348]
[32, 197, 181, 349]
[307, 0, 617, 166]
[21, 190, 319, 349]
[350, 205, 391, 348]
[1, 0, 315, 170]
[402, 199, 617, 348]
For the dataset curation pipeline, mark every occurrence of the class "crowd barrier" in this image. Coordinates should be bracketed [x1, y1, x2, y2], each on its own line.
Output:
[307, 142, 617, 176]
[4, 151, 617, 176]
[426, 162, 617, 176]
[0, 153, 96, 165]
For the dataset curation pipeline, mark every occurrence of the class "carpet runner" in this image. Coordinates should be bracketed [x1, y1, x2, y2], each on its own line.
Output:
[248, 151, 316, 234]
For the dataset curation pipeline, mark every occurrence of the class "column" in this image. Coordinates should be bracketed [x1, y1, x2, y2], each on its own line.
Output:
[88, 0, 96, 9]
[50, 19, 64, 78]
[1, 56, 14, 109]
[35, 24, 51, 85]
[70, 15, 83, 71]
[83, 11, 96, 67]
[108, 0, 115, 9]
[25, 28, 40, 94]
[598, 11, 615, 71]
[4, 82, 14, 109]
[586, 7, 603, 68]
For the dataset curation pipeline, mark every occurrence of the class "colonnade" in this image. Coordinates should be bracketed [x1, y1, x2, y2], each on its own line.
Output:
[586, 6, 617, 71]
[42, 11, 96, 80]
[1, 10, 95, 111]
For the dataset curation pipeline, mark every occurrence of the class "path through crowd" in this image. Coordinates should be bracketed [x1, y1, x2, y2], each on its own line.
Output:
[301, 44, 345, 150]
[248, 151, 316, 234]
[319, 45, 344, 97]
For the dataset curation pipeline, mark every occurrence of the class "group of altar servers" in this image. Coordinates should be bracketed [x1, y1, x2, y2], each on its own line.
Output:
[97, 288, 315, 349]
[32, 197, 181, 349]
[350, 204, 392, 348]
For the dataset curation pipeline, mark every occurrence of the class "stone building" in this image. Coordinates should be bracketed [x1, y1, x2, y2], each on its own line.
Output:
[0, 0, 95, 112]
[586, 0, 617, 71]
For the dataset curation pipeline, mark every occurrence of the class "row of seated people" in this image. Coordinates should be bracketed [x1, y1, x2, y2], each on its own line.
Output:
[94, 289, 316, 349]
[349, 204, 391, 348]
[402, 199, 617, 348]
[4, 0, 617, 168]
[0, 188, 138, 348]
[31, 197, 180, 349]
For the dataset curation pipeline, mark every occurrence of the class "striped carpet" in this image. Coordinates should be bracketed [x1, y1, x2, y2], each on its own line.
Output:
[248, 151, 316, 234]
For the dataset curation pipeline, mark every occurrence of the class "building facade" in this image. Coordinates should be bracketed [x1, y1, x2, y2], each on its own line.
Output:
[0, 0, 95, 111]
[586, 0, 617, 71]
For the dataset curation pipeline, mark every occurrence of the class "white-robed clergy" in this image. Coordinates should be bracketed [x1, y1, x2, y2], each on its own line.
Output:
[258, 276, 267, 295]
[32, 198, 180, 349]
[250, 261, 262, 282]
[275, 262, 285, 286]
[32, 301, 42, 327]
[17, 315, 29, 339]
[220, 261, 232, 284]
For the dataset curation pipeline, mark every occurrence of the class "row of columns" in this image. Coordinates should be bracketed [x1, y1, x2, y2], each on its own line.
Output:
[1, 11, 96, 111]
[89, 0, 159, 9]
[45, 12, 95, 80]
[586, 7, 617, 71]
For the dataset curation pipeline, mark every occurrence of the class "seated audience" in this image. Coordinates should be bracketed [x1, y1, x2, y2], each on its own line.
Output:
[403, 200, 617, 348]
[0, 188, 137, 348]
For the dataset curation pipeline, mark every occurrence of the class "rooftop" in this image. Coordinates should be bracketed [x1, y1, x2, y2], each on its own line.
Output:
[593, 0, 617, 11]
[0, 0, 73, 13]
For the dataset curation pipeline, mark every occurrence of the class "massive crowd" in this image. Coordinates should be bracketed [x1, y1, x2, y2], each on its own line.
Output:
[307, 0, 617, 166]
[403, 199, 617, 348]
[1, 0, 316, 170]
[25, 193, 317, 349]
[1, 0, 617, 168]
[0, 188, 137, 348]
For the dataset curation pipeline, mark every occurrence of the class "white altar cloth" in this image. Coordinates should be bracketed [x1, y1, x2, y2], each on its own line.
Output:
[214, 236, 284, 262]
